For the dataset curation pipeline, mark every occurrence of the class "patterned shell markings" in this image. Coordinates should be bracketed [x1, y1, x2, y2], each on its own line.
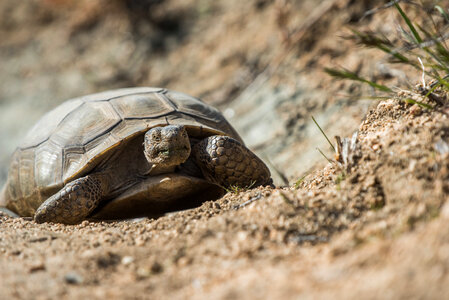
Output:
[7, 87, 241, 215]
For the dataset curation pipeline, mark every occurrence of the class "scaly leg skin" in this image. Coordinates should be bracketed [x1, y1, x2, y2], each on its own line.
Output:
[34, 174, 108, 224]
[193, 135, 272, 188]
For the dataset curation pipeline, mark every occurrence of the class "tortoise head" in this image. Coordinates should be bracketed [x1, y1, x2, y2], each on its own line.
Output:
[144, 125, 191, 167]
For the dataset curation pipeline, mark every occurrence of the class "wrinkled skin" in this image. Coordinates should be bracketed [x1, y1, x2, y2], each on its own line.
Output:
[144, 125, 191, 167]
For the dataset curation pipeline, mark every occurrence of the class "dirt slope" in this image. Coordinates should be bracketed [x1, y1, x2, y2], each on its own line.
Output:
[0, 0, 414, 184]
[2, 94, 449, 299]
[1, 0, 449, 299]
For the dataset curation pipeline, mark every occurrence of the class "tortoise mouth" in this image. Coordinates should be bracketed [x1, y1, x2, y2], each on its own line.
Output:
[144, 145, 191, 166]
[157, 146, 190, 156]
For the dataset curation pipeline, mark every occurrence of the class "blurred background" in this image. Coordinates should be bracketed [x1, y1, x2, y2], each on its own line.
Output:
[0, 0, 416, 186]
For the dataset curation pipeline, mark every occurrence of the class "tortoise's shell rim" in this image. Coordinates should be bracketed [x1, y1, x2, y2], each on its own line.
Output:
[4, 87, 242, 214]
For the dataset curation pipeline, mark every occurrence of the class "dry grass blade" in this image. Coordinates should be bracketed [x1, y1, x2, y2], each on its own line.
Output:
[403, 98, 434, 109]
[348, 29, 418, 68]
[431, 74, 449, 89]
[395, 2, 423, 44]
[312, 116, 336, 152]
[435, 5, 449, 22]
[324, 67, 393, 92]
[361, 0, 417, 20]
[316, 147, 334, 165]
[225, 180, 257, 195]
[233, 193, 262, 210]
[418, 82, 444, 106]
[327, 2, 449, 108]
[294, 172, 309, 189]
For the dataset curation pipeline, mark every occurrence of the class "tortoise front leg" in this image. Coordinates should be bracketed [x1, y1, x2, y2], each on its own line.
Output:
[193, 136, 271, 188]
[34, 174, 109, 224]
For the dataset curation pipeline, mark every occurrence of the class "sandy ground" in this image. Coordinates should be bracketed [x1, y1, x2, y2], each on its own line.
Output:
[1, 0, 449, 299]
[2, 95, 449, 299]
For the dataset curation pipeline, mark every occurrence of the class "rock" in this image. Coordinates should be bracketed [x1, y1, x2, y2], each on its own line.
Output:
[29, 262, 46, 273]
[64, 272, 84, 284]
[121, 256, 134, 265]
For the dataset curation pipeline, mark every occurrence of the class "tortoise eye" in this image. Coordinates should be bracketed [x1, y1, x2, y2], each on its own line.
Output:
[145, 129, 161, 143]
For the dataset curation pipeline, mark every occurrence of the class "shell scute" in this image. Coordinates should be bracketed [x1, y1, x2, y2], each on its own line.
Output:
[50, 101, 121, 147]
[110, 92, 175, 119]
[20, 98, 84, 149]
[34, 140, 63, 188]
[165, 90, 223, 123]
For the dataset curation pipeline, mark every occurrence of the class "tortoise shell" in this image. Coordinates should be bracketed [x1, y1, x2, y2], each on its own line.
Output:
[2, 87, 242, 216]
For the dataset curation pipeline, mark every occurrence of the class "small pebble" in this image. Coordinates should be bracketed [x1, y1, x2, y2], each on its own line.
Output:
[192, 279, 202, 289]
[135, 237, 146, 246]
[151, 262, 163, 274]
[64, 272, 84, 284]
[29, 263, 46, 273]
[121, 256, 134, 265]
[136, 267, 151, 279]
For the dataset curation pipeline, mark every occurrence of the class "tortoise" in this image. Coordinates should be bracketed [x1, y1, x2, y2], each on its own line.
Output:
[0, 87, 271, 224]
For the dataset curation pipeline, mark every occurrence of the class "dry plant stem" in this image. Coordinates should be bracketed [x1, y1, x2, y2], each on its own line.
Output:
[334, 131, 359, 172]
[233, 193, 262, 210]
[361, 0, 416, 20]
